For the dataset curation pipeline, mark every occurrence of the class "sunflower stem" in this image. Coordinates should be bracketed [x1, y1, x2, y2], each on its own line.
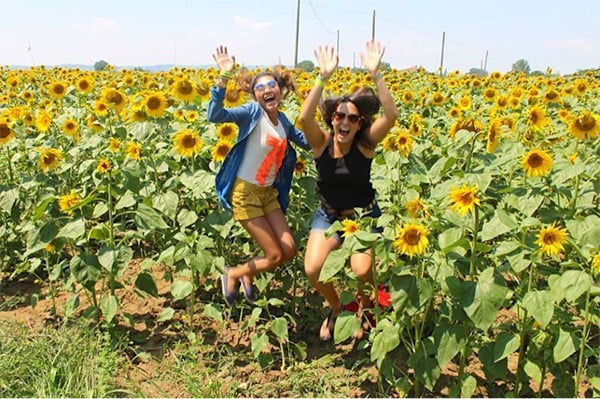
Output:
[574, 288, 591, 398]
[5, 146, 14, 183]
[469, 206, 479, 278]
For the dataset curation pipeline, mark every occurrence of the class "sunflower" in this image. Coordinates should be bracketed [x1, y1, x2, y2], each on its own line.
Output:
[144, 91, 168, 118]
[449, 118, 483, 140]
[44, 241, 56, 253]
[0, 118, 15, 145]
[108, 137, 122, 153]
[48, 81, 68, 99]
[217, 122, 238, 142]
[406, 197, 429, 219]
[483, 87, 497, 102]
[38, 147, 62, 172]
[522, 149, 553, 177]
[94, 100, 110, 117]
[457, 95, 472, 110]
[102, 88, 127, 112]
[527, 105, 550, 131]
[211, 140, 232, 163]
[381, 134, 398, 152]
[396, 131, 413, 157]
[196, 78, 212, 101]
[223, 82, 246, 108]
[341, 219, 360, 237]
[409, 114, 423, 136]
[126, 142, 142, 160]
[449, 184, 480, 216]
[173, 129, 203, 158]
[294, 157, 308, 176]
[392, 222, 429, 258]
[568, 111, 600, 140]
[486, 118, 503, 153]
[75, 76, 94, 94]
[127, 105, 146, 124]
[61, 118, 79, 136]
[592, 252, 600, 276]
[535, 222, 568, 257]
[20, 90, 35, 103]
[185, 110, 199, 122]
[171, 77, 196, 102]
[58, 189, 82, 215]
[97, 158, 112, 173]
[35, 109, 53, 133]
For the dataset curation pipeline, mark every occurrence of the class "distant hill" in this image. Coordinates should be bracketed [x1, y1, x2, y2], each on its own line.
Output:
[6, 64, 203, 71]
[6, 64, 261, 72]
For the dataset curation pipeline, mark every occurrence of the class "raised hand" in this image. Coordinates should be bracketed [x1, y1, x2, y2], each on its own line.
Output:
[359, 40, 385, 75]
[314, 45, 338, 80]
[212, 45, 236, 73]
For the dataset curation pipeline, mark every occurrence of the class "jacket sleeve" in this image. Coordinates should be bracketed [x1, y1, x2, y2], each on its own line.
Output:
[207, 85, 252, 124]
[281, 113, 310, 150]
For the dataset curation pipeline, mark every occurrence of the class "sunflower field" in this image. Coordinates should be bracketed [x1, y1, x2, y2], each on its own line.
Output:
[0, 63, 599, 397]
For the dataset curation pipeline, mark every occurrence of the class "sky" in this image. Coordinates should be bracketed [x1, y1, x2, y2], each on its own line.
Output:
[2, 0, 599, 74]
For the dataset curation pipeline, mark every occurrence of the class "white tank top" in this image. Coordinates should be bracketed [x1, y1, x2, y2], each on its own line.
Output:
[237, 111, 288, 186]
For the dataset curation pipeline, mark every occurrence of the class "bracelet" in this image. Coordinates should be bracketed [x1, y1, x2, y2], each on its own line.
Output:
[219, 70, 234, 79]
[372, 72, 382, 81]
[315, 76, 327, 88]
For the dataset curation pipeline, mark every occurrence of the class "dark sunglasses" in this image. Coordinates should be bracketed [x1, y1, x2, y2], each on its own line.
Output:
[333, 111, 361, 124]
[254, 80, 278, 91]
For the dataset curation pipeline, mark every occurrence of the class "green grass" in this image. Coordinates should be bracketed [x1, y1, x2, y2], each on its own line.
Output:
[0, 321, 123, 398]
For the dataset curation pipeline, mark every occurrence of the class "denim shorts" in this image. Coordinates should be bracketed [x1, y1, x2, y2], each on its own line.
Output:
[310, 202, 383, 242]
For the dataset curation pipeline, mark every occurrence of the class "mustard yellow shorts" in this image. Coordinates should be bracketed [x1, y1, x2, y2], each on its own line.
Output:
[230, 178, 281, 221]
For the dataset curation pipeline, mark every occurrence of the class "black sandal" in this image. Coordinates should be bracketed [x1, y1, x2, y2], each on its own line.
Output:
[319, 310, 338, 341]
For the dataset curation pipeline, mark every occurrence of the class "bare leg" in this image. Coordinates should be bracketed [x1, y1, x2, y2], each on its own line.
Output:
[226, 209, 295, 293]
[304, 230, 342, 340]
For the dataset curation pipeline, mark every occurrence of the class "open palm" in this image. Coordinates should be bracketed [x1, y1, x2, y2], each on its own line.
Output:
[360, 40, 385, 75]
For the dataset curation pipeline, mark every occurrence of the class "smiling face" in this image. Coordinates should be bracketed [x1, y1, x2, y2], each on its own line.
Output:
[252, 74, 281, 117]
[332, 101, 362, 146]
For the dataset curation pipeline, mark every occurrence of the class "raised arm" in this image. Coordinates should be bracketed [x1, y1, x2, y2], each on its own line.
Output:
[359, 40, 399, 145]
[298, 45, 339, 152]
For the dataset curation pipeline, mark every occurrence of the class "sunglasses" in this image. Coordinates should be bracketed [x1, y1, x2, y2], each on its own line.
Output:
[333, 111, 361, 124]
[254, 80, 278, 91]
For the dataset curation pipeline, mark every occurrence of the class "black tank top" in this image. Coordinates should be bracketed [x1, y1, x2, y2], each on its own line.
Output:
[315, 138, 375, 209]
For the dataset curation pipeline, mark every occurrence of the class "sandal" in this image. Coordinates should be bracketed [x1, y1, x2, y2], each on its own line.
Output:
[319, 310, 338, 341]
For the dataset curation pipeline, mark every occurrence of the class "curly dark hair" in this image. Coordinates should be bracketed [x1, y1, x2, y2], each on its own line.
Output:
[320, 86, 381, 148]
[236, 65, 298, 99]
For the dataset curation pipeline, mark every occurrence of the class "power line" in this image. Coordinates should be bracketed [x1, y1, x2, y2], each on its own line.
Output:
[306, 0, 336, 34]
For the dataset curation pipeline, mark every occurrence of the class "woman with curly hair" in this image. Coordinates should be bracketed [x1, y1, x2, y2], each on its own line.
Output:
[298, 40, 399, 341]
[207, 45, 309, 307]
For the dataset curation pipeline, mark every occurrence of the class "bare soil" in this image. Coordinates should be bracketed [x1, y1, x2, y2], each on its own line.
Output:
[0, 259, 592, 397]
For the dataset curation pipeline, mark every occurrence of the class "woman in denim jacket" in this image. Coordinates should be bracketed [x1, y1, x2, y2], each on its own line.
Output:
[207, 45, 309, 307]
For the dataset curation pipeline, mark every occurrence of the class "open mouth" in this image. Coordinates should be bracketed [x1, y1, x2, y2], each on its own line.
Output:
[338, 128, 350, 138]
[264, 93, 276, 105]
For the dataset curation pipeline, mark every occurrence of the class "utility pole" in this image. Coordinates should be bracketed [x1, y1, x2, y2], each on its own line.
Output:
[483, 50, 488, 71]
[439, 31, 445, 75]
[336, 30, 339, 56]
[371, 10, 376, 40]
[294, 0, 300, 68]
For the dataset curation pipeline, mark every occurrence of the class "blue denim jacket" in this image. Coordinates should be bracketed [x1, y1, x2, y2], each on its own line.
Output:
[207, 85, 309, 213]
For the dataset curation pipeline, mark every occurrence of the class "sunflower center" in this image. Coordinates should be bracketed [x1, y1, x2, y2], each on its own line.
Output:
[147, 97, 162, 110]
[177, 82, 193, 95]
[528, 154, 543, 167]
[405, 229, 421, 245]
[576, 114, 595, 131]
[183, 135, 196, 148]
[543, 232, 556, 244]
[0, 125, 10, 138]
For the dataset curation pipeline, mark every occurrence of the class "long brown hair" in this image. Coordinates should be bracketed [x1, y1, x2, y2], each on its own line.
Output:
[320, 86, 381, 148]
[236, 65, 298, 99]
